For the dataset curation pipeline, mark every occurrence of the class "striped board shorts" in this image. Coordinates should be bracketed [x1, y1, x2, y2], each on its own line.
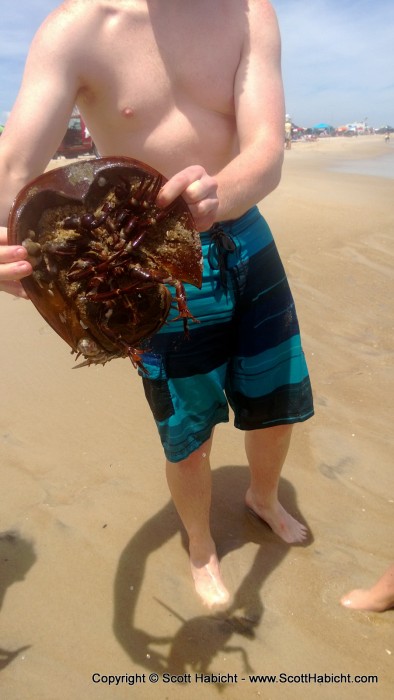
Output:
[138, 206, 314, 462]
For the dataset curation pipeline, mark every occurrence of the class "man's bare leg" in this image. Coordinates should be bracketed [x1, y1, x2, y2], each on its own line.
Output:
[244, 425, 307, 543]
[165, 434, 230, 609]
[340, 564, 394, 612]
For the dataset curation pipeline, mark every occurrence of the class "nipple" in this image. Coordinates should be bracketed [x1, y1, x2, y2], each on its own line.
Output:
[122, 106, 135, 118]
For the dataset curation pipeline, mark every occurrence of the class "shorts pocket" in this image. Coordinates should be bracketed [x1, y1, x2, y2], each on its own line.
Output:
[138, 354, 174, 422]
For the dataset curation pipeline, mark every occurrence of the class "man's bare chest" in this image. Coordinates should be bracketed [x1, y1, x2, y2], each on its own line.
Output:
[82, 6, 243, 118]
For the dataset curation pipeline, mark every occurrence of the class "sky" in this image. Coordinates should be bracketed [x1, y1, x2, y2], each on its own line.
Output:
[0, 0, 393, 128]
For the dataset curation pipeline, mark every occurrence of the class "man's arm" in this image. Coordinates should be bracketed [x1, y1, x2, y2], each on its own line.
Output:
[216, 0, 285, 219]
[0, 5, 85, 294]
[0, 8, 82, 225]
[159, 0, 284, 223]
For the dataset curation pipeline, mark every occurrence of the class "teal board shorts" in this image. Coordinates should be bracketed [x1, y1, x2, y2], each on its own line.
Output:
[138, 206, 314, 462]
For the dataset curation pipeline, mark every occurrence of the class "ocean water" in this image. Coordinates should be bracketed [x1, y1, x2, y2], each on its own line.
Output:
[330, 146, 394, 179]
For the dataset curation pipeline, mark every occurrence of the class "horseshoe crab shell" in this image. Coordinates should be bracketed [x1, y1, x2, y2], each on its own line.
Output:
[8, 157, 202, 367]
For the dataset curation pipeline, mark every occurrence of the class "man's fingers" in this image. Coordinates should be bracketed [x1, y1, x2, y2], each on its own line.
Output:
[157, 167, 218, 205]
[0, 280, 30, 298]
[156, 166, 205, 207]
[0, 244, 28, 264]
[0, 259, 32, 280]
[182, 177, 214, 204]
[155, 165, 219, 232]
[188, 198, 218, 232]
[0, 228, 32, 284]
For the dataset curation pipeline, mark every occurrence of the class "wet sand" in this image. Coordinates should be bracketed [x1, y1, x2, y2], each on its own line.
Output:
[1, 136, 393, 699]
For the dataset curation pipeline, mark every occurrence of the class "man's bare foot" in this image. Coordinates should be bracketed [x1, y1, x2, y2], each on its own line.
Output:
[245, 492, 307, 544]
[340, 588, 394, 612]
[340, 565, 394, 612]
[190, 549, 230, 609]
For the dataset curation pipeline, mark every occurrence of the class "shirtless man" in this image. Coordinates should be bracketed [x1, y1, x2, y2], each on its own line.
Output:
[0, 0, 314, 608]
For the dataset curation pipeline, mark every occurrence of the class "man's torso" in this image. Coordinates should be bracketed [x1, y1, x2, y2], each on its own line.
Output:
[67, 0, 248, 177]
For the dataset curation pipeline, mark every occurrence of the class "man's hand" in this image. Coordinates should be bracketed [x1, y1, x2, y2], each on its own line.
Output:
[156, 165, 218, 232]
[0, 227, 32, 298]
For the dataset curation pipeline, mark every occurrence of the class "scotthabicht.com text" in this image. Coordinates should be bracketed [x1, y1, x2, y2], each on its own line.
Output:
[91, 671, 379, 686]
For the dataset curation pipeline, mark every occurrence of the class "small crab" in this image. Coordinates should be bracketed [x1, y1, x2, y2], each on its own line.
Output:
[8, 157, 202, 371]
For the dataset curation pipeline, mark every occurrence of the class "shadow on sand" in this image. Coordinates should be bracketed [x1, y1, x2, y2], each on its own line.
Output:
[114, 465, 312, 678]
[0, 531, 36, 671]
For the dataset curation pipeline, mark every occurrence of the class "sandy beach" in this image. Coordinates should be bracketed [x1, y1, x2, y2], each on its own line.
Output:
[1, 135, 393, 699]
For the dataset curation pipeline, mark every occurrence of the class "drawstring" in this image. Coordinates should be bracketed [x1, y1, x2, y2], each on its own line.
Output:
[208, 224, 237, 289]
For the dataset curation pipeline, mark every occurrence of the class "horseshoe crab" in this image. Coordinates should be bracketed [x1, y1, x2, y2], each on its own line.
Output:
[8, 157, 202, 370]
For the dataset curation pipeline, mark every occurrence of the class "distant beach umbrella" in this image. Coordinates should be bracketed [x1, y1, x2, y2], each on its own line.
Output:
[312, 122, 333, 130]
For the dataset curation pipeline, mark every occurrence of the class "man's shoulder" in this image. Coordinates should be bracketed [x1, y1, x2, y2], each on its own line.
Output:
[46, 0, 102, 23]
[32, 1, 106, 48]
[245, 0, 279, 25]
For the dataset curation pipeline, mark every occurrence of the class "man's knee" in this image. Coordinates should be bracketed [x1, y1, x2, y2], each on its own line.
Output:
[166, 436, 214, 470]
